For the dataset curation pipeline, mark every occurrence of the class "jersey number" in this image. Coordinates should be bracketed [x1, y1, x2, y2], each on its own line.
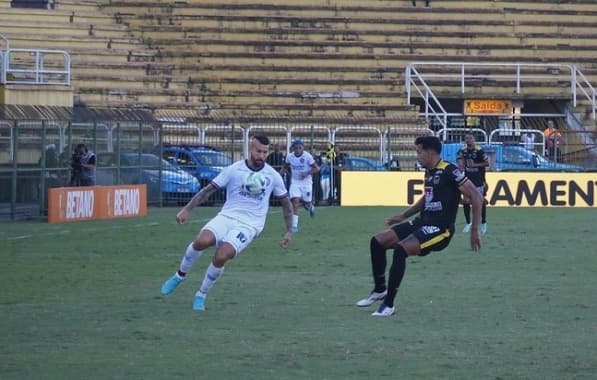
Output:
[236, 232, 247, 243]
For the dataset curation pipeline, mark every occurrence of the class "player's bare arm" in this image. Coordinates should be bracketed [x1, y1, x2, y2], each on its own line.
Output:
[386, 196, 424, 226]
[176, 184, 218, 224]
[279, 196, 294, 248]
[459, 180, 483, 251]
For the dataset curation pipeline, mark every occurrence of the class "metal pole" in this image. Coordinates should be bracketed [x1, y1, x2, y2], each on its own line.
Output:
[10, 120, 17, 220]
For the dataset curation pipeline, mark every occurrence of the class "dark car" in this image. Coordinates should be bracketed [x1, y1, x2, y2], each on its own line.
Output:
[97, 152, 200, 204]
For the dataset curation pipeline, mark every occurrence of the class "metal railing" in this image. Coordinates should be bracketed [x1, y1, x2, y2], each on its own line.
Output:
[405, 62, 597, 131]
[1, 48, 71, 85]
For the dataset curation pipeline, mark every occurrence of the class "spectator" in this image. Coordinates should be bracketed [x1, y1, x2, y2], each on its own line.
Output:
[412, 1, 431, 7]
[266, 143, 288, 191]
[319, 157, 331, 204]
[39, 143, 62, 188]
[70, 143, 96, 186]
[543, 119, 562, 161]
[521, 132, 535, 151]
[266, 143, 285, 170]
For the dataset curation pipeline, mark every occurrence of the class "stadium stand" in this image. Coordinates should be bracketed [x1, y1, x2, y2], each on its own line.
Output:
[1, 0, 596, 151]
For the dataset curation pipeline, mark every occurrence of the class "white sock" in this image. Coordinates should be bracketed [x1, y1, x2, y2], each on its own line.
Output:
[292, 214, 299, 228]
[199, 263, 225, 295]
[179, 242, 203, 274]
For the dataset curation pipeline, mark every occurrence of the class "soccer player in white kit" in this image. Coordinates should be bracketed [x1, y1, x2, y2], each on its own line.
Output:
[281, 139, 320, 232]
[160, 135, 294, 311]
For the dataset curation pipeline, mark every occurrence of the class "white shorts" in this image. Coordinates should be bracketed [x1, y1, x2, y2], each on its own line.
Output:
[289, 182, 313, 202]
[201, 214, 258, 256]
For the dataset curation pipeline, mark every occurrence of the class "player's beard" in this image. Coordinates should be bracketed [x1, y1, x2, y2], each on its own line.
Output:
[250, 156, 265, 170]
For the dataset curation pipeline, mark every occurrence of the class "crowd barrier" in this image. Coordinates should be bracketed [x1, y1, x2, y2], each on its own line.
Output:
[48, 185, 147, 223]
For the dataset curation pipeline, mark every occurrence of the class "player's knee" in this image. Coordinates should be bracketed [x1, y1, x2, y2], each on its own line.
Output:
[370, 236, 387, 253]
[393, 244, 408, 260]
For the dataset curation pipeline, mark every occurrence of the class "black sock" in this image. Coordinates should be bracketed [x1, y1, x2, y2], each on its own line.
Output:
[482, 203, 486, 224]
[370, 237, 387, 293]
[177, 270, 186, 277]
[463, 203, 471, 224]
[384, 245, 408, 308]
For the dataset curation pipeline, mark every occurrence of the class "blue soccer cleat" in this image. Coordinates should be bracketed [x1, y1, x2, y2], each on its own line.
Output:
[193, 292, 206, 311]
[161, 274, 184, 296]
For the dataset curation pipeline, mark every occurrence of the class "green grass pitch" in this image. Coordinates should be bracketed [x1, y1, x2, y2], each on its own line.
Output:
[1, 206, 596, 379]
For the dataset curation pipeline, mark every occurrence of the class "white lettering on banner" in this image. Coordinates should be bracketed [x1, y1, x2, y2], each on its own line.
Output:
[114, 189, 140, 216]
[66, 190, 94, 219]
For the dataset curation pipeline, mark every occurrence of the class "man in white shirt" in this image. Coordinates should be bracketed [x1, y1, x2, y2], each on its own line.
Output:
[521, 132, 535, 151]
[160, 135, 294, 311]
[281, 139, 320, 232]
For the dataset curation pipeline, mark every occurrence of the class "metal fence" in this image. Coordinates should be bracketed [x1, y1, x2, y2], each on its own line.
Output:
[1, 116, 594, 221]
[0, 119, 431, 220]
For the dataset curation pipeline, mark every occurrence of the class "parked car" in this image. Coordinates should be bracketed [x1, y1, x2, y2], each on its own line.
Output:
[340, 156, 387, 171]
[96, 152, 200, 204]
[161, 146, 234, 186]
[441, 143, 583, 172]
[161, 146, 234, 204]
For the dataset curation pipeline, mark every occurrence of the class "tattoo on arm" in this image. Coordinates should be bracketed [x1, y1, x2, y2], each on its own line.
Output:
[185, 184, 217, 210]
[280, 196, 294, 232]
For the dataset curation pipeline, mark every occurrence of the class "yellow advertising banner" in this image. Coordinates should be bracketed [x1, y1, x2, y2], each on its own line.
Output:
[464, 99, 512, 114]
[341, 171, 597, 207]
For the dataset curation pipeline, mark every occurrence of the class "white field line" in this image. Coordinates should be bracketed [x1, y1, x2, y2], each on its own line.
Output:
[1, 208, 286, 241]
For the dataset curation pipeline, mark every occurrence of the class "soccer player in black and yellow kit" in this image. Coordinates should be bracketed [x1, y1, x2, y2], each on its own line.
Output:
[356, 136, 482, 317]
[457, 133, 489, 235]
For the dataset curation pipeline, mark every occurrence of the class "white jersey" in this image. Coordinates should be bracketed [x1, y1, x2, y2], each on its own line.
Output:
[211, 160, 287, 232]
[285, 151, 316, 186]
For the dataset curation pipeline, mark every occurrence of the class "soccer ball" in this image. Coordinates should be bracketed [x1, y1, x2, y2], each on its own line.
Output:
[243, 172, 266, 196]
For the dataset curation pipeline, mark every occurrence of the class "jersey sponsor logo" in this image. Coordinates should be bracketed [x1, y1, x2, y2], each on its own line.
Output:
[424, 201, 443, 212]
[452, 168, 465, 181]
[421, 225, 440, 235]
[424, 186, 433, 202]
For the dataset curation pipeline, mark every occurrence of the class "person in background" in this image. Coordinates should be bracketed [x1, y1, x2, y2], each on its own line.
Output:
[266, 143, 286, 171]
[160, 135, 294, 312]
[70, 143, 96, 186]
[39, 143, 62, 188]
[521, 132, 535, 151]
[412, 0, 431, 7]
[319, 156, 331, 205]
[355, 135, 482, 317]
[281, 139, 320, 232]
[457, 133, 489, 235]
[543, 119, 562, 161]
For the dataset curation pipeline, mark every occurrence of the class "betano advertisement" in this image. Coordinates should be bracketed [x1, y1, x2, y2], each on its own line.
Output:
[48, 185, 147, 223]
[341, 172, 597, 207]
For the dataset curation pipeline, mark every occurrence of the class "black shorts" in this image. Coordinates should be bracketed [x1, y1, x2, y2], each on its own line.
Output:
[391, 218, 454, 256]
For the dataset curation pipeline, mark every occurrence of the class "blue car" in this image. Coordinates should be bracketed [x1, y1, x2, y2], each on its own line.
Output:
[162, 146, 234, 187]
[97, 152, 200, 204]
[441, 143, 583, 172]
[341, 156, 387, 171]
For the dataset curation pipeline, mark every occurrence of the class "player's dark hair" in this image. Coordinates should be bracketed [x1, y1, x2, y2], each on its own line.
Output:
[252, 135, 270, 146]
[415, 135, 442, 154]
